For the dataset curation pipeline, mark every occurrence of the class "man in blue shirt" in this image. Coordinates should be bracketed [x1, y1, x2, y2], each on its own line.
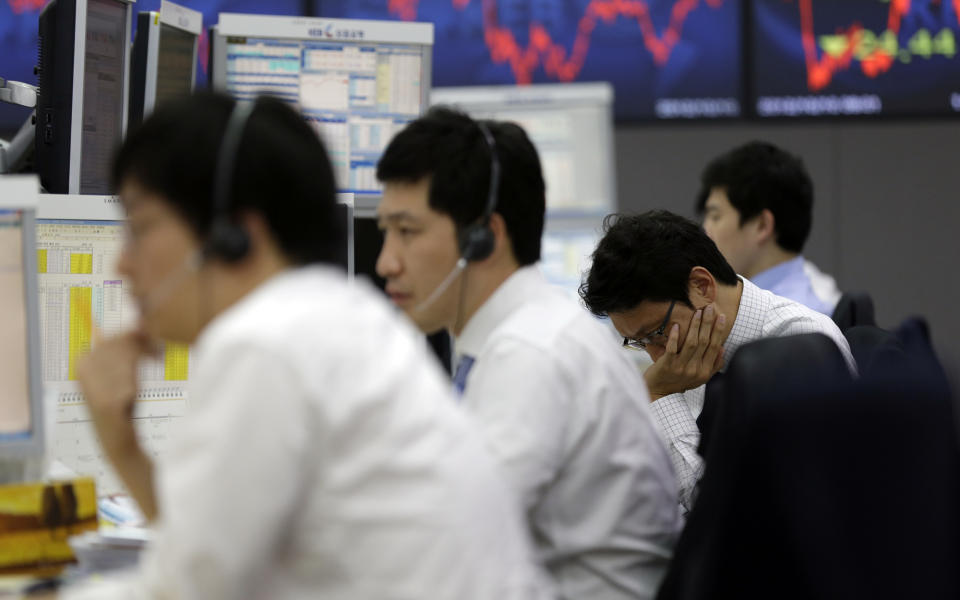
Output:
[696, 141, 839, 316]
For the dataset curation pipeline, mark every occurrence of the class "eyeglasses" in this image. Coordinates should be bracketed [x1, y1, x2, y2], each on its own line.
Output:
[622, 300, 676, 351]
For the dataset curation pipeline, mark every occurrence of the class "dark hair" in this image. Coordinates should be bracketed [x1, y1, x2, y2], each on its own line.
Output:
[580, 210, 739, 317]
[695, 141, 813, 253]
[112, 92, 344, 266]
[376, 106, 545, 266]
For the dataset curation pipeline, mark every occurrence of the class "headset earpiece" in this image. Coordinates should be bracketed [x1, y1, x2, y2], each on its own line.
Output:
[459, 121, 500, 264]
[206, 100, 256, 263]
[459, 224, 495, 262]
[205, 217, 251, 263]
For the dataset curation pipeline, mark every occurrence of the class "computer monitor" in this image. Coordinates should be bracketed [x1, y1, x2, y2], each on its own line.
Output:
[0, 176, 44, 482]
[128, 0, 202, 130]
[209, 14, 433, 201]
[35, 192, 354, 493]
[430, 83, 614, 296]
[35, 0, 134, 195]
[430, 82, 616, 218]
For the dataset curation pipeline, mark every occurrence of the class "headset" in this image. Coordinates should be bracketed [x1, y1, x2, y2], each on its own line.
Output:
[139, 99, 256, 315]
[205, 98, 257, 263]
[458, 121, 500, 262]
[415, 121, 501, 312]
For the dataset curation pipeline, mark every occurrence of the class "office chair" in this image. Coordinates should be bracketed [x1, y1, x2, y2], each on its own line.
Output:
[832, 291, 876, 330]
[658, 333, 960, 600]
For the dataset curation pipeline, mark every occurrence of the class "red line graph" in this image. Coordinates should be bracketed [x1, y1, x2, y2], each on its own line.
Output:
[7, 0, 46, 14]
[389, 0, 725, 84]
[799, 0, 960, 92]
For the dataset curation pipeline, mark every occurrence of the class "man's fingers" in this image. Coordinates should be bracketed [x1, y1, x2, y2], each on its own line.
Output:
[701, 313, 727, 375]
[663, 323, 681, 356]
[697, 305, 717, 355]
[677, 309, 702, 362]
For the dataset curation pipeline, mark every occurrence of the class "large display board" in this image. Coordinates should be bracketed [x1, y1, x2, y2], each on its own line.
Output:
[752, 0, 960, 117]
[318, 0, 744, 121]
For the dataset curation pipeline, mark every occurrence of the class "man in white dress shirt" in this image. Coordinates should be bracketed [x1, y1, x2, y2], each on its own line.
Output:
[580, 210, 855, 515]
[375, 107, 681, 599]
[58, 94, 551, 600]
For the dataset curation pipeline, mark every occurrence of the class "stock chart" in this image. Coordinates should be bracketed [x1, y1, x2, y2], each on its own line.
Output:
[752, 0, 960, 117]
[317, 0, 744, 120]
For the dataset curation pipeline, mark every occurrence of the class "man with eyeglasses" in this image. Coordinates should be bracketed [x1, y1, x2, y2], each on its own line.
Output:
[580, 210, 854, 514]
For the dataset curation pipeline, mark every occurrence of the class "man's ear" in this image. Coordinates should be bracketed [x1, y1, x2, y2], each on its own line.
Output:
[755, 209, 776, 244]
[688, 266, 718, 305]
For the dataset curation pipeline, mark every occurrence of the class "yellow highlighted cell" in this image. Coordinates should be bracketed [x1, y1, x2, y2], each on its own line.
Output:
[164, 343, 189, 381]
[68, 287, 92, 381]
[70, 253, 93, 274]
[37, 249, 47, 274]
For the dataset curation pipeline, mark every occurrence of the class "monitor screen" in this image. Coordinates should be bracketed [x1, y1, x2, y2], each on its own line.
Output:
[36, 211, 190, 494]
[539, 226, 602, 300]
[80, 0, 129, 194]
[752, 0, 960, 117]
[212, 14, 433, 195]
[431, 83, 616, 217]
[317, 0, 744, 121]
[0, 210, 33, 439]
[0, 175, 44, 467]
[156, 23, 197, 107]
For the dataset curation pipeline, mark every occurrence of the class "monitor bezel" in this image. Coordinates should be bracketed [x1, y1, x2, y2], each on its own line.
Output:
[0, 176, 45, 458]
[136, 1, 201, 122]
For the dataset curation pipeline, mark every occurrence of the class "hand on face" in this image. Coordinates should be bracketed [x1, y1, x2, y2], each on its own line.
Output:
[76, 328, 156, 456]
[643, 303, 728, 401]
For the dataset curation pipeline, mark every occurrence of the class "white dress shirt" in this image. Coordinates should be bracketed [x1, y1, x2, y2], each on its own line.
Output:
[456, 266, 681, 600]
[650, 277, 856, 514]
[64, 266, 552, 600]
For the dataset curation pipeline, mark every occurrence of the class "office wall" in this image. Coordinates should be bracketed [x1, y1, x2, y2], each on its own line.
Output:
[614, 119, 960, 373]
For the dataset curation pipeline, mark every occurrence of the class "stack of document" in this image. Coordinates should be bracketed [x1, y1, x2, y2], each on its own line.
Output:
[68, 528, 151, 574]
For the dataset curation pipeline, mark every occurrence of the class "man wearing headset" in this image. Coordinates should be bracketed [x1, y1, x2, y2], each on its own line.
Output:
[58, 94, 551, 599]
[375, 107, 681, 600]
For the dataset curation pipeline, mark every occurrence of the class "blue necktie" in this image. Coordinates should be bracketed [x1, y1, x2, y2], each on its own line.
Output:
[452, 355, 475, 397]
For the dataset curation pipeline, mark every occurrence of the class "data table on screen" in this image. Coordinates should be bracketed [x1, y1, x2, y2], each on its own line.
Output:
[223, 37, 425, 194]
[36, 219, 193, 495]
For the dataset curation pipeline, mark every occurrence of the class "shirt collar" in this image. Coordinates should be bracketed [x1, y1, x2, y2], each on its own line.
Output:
[750, 255, 805, 292]
[722, 276, 768, 361]
[193, 265, 302, 353]
[454, 265, 544, 359]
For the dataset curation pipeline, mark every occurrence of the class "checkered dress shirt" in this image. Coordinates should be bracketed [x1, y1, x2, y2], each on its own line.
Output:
[650, 277, 856, 514]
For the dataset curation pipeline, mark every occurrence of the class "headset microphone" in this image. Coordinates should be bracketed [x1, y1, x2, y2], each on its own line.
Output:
[414, 121, 501, 313]
[415, 257, 467, 313]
